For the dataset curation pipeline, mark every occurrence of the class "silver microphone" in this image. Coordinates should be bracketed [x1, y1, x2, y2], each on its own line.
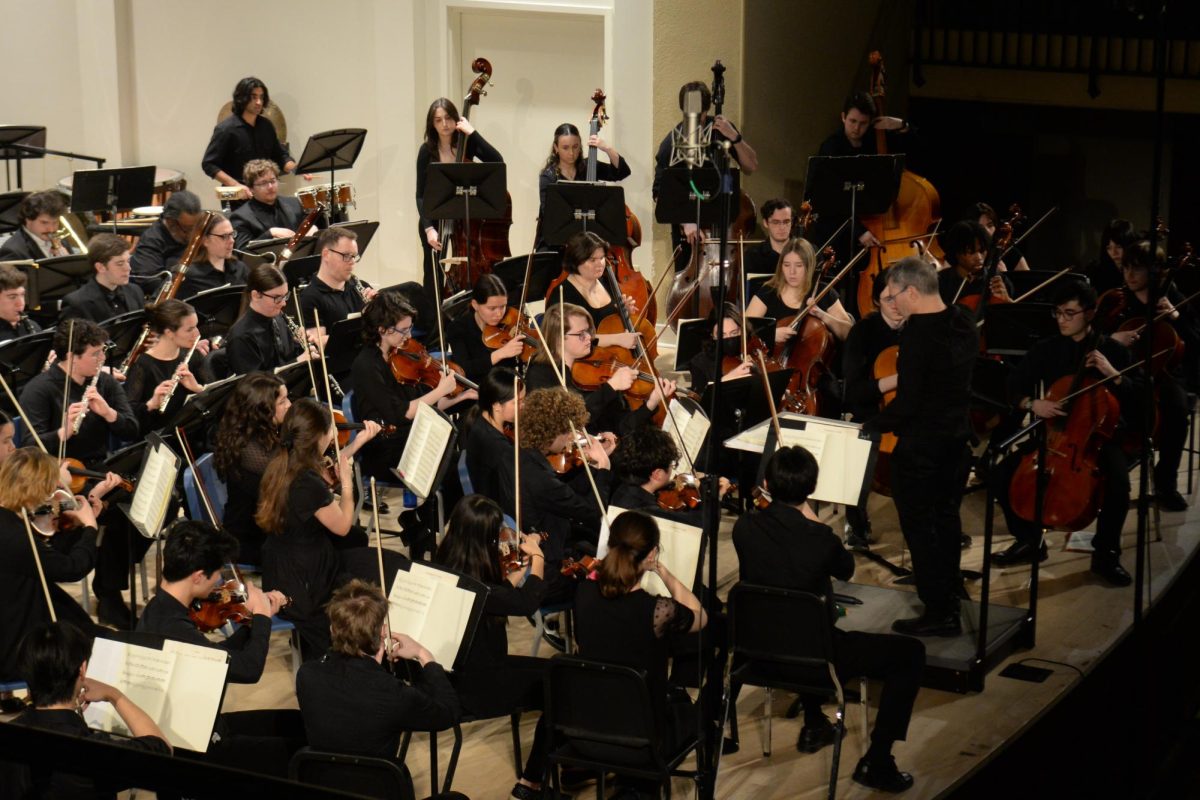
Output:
[683, 89, 702, 168]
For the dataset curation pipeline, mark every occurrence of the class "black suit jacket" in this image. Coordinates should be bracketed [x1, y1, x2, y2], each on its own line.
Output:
[0, 228, 46, 261]
[231, 197, 307, 250]
[59, 278, 145, 324]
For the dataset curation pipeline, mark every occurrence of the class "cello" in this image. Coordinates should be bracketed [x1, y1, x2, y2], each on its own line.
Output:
[855, 51, 942, 319]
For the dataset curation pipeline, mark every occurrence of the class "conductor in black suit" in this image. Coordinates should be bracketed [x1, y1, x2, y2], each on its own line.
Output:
[230, 159, 311, 250]
[58, 234, 145, 324]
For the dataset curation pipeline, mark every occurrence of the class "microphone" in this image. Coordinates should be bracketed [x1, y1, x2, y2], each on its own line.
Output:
[683, 89, 702, 169]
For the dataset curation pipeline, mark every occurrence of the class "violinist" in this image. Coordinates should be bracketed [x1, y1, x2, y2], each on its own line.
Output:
[744, 198, 800, 276]
[224, 263, 307, 376]
[123, 299, 207, 429]
[1085, 218, 1134, 296]
[549, 230, 642, 346]
[462, 366, 522, 505]
[991, 280, 1136, 585]
[610, 426, 729, 528]
[732, 446, 923, 792]
[444, 274, 526, 387]
[0, 190, 70, 260]
[841, 269, 903, 547]
[59, 234, 145, 324]
[175, 212, 249, 300]
[746, 235, 854, 343]
[128, 190, 204, 284]
[861, 258, 977, 637]
[0, 263, 43, 342]
[435, 494, 559, 800]
[936, 220, 1013, 308]
[685, 303, 754, 392]
[214, 372, 290, 565]
[537, 121, 631, 219]
[416, 97, 504, 304]
[230, 159, 311, 250]
[1099, 237, 1196, 512]
[970, 202, 1029, 272]
[0, 448, 99, 683]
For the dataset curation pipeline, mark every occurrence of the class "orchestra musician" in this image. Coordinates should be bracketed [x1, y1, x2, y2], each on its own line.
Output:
[202, 76, 297, 200]
[59, 234, 146, 324]
[175, 212, 248, 299]
[990, 280, 1136, 584]
[936, 220, 1012, 308]
[230, 159, 310, 250]
[128, 190, 204, 283]
[461, 366, 522, 504]
[547, 230, 642, 347]
[862, 258, 977, 637]
[609, 426, 729, 528]
[970, 202, 1029, 272]
[214, 372, 290, 565]
[20, 321, 143, 628]
[1085, 218, 1134, 296]
[733, 445, 922, 793]
[653, 80, 758, 271]
[122, 299, 207, 429]
[0, 263, 43, 342]
[743, 198, 801, 276]
[0, 411, 15, 461]
[0, 190, 71, 260]
[435, 494, 559, 800]
[223, 263, 308, 376]
[416, 96, 504, 305]
[444, 274, 526, 387]
[745, 236, 854, 342]
[296, 579, 459, 791]
[685, 303, 754, 391]
[537, 121, 631, 218]
[300, 227, 375, 329]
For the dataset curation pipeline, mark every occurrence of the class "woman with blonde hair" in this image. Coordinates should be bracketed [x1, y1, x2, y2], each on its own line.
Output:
[745, 236, 853, 343]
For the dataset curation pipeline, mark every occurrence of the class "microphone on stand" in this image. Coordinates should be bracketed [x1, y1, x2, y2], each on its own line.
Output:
[683, 89, 701, 169]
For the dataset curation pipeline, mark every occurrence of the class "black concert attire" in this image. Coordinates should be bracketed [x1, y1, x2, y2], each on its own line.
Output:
[733, 504, 924, 748]
[415, 134, 504, 306]
[444, 313, 516, 388]
[524, 359, 650, 437]
[177, 259, 249, 300]
[817, 125, 914, 158]
[1084, 257, 1124, 297]
[300, 274, 366, 389]
[0, 508, 97, 681]
[11, 707, 169, 798]
[744, 240, 782, 276]
[230, 197, 307, 251]
[685, 338, 759, 487]
[138, 590, 271, 685]
[752, 283, 840, 322]
[537, 157, 632, 220]
[59, 278, 145, 325]
[993, 332, 1139, 559]
[123, 349, 205, 433]
[219, 440, 276, 565]
[129, 219, 184, 280]
[202, 114, 292, 187]
[349, 345, 420, 483]
[863, 305, 977, 619]
[297, 650, 459, 776]
[842, 312, 902, 539]
[609, 482, 704, 529]
[753, 282, 844, 415]
[0, 227, 54, 261]
[463, 416, 516, 505]
[224, 309, 303, 376]
[937, 268, 1014, 309]
[0, 314, 42, 343]
[516, 447, 610, 563]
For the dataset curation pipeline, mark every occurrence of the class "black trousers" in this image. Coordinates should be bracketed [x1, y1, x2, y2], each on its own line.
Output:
[1149, 376, 1188, 493]
[891, 436, 971, 616]
[456, 655, 549, 783]
[92, 508, 153, 597]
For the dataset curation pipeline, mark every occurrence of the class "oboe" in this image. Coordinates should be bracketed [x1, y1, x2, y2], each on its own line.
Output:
[286, 315, 343, 399]
[158, 339, 201, 412]
[351, 275, 370, 304]
[71, 372, 102, 435]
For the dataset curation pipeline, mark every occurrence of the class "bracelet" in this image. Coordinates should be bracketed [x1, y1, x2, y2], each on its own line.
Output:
[731, 133, 743, 144]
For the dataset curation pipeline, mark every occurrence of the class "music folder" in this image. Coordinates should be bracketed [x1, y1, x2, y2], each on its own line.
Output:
[598, 505, 703, 596]
[385, 561, 488, 672]
[394, 402, 457, 502]
[119, 433, 180, 541]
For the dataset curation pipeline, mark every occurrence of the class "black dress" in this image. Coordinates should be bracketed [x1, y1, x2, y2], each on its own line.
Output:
[123, 349, 205, 434]
[349, 346, 420, 484]
[444, 313, 515, 388]
[219, 441, 275, 566]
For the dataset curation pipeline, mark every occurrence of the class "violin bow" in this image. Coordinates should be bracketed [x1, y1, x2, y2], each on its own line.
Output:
[756, 350, 785, 445]
[999, 205, 1056, 267]
[567, 419, 610, 529]
[312, 308, 343, 468]
[784, 248, 867, 336]
[641, 343, 697, 476]
[0, 369, 46, 453]
[369, 477, 393, 647]
[176, 425, 243, 594]
[525, 308, 567, 389]
[292, 288, 319, 398]
[21, 508, 56, 623]
[513, 373, 523, 534]
[632, 251, 676, 330]
[1011, 266, 1074, 305]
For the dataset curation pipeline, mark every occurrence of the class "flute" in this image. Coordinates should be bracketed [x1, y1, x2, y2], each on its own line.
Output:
[158, 338, 202, 412]
[71, 372, 102, 435]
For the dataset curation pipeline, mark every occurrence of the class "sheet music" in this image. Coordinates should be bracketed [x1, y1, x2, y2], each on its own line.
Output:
[397, 402, 453, 499]
[599, 506, 703, 597]
[84, 638, 174, 736]
[662, 400, 711, 466]
[387, 567, 472, 670]
[128, 442, 177, 538]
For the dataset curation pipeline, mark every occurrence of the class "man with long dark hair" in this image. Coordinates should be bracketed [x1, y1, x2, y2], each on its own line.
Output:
[202, 76, 295, 201]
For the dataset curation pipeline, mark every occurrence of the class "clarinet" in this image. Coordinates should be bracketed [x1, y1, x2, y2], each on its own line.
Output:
[351, 275, 370, 304]
[158, 339, 202, 412]
[286, 314, 344, 399]
[71, 372, 102, 435]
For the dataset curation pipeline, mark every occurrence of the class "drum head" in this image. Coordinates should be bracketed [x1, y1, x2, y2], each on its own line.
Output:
[132, 206, 163, 218]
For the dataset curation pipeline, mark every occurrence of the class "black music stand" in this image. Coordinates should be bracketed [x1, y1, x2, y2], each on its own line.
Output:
[0, 329, 55, 394]
[423, 162, 508, 294]
[280, 254, 321, 289]
[171, 374, 241, 432]
[283, 220, 380, 263]
[0, 126, 45, 190]
[20, 254, 93, 324]
[699, 366, 793, 432]
[982, 303, 1057, 357]
[673, 316, 777, 372]
[0, 191, 29, 233]
[324, 315, 364, 376]
[275, 359, 315, 399]
[294, 128, 368, 224]
[99, 310, 148, 365]
[242, 237, 290, 262]
[187, 285, 244, 341]
[804, 154, 903, 257]
[654, 166, 735, 227]
[542, 182, 626, 246]
[492, 251, 561, 302]
[70, 166, 156, 227]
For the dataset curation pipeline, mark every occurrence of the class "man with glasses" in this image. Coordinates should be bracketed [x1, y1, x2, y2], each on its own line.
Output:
[60, 234, 146, 325]
[990, 280, 1138, 586]
[129, 190, 205, 287]
[230, 159, 313, 250]
[225, 264, 307, 376]
[744, 198, 800, 276]
[299, 228, 374, 390]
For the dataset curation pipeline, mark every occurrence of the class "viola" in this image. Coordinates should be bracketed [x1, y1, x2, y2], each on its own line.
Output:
[387, 338, 477, 397]
[481, 306, 540, 362]
[560, 554, 600, 578]
[656, 473, 702, 512]
[188, 579, 253, 633]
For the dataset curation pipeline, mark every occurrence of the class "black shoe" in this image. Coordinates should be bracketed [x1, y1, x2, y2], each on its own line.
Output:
[96, 594, 133, 629]
[376, 500, 390, 515]
[784, 696, 803, 719]
[510, 782, 568, 800]
[541, 630, 567, 653]
[1156, 490, 1189, 512]
[990, 541, 1047, 567]
[722, 736, 740, 755]
[797, 718, 843, 753]
[845, 530, 872, 551]
[852, 755, 914, 793]
[1091, 556, 1132, 587]
[892, 612, 962, 638]
[960, 533, 973, 550]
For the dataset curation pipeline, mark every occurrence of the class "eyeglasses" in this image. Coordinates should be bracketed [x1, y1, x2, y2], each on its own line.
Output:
[385, 325, 414, 338]
[252, 178, 278, 189]
[1051, 308, 1084, 320]
[327, 248, 361, 264]
[261, 291, 289, 304]
[879, 292, 899, 305]
[206, 231, 235, 241]
[566, 330, 593, 341]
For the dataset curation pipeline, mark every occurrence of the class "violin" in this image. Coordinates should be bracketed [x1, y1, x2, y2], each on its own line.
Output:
[498, 526, 549, 578]
[481, 306, 540, 362]
[655, 473, 702, 511]
[63, 458, 135, 495]
[188, 579, 253, 633]
[751, 485, 772, 510]
[956, 204, 1023, 313]
[388, 337, 477, 397]
[560, 554, 600, 578]
[547, 431, 617, 474]
[332, 408, 397, 449]
[719, 333, 782, 377]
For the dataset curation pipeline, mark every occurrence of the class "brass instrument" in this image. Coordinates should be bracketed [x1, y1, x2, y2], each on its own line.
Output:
[71, 371, 102, 435]
[285, 313, 343, 400]
[158, 338, 202, 411]
[55, 216, 88, 255]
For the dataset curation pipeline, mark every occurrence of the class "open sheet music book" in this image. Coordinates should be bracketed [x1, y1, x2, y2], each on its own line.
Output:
[386, 562, 475, 670]
[395, 402, 454, 500]
[662, 399, 711, 467]
[127, 435, 179, 540]
[598, 506, 704, 597]
[83, 635, 229, 752]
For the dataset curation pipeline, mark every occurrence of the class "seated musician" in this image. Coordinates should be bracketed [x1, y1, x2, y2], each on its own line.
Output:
[202, 77, 296, 201]
[296, 579, 460, 790]
[537, 121, 631, 217]
[686, 303, 754, 391]
[436, 494, 562, 800]
[214, 372, 290, 565]
[609, 426, 729, 528]
[653, 80, 758, 271]
[970, 202, 1029, 272]
[936, 220, 1013, 309]
[462, 366, 521, 504]
[990, 280, 1136, 585]
[841, 270, 903, 548]
[223, 263, 307, 376]
[1100, 235, 1196, 511]
[123, 299, 207, 431]
[744, 198, 800, 276]
[0, 263, 43, 342]
[10, 621, 170, 796]
[0, 190, 71, 260]
[176, 212, 248, 299]
[300, 227, 374, 331]
[128, 190, 204, 283]
[0, 448, 100, 682]
[573, 510, 707, 796]
[745, 235, 854, 341]
[0, 411, 15, 461]
[230, 159, 309, 250]
[59, 234, 145, 324]
[1085, 218, 1134, 296]
[254, 398, 383, 657]
[21, 320, 143, 628]
[549, 230, 642, 349]
[444, 274, 526, 387]
[733, 445, 923, 793]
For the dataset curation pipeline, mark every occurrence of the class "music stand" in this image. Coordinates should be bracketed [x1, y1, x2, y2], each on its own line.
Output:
[492, 251, 561, 303]
[0, 126, 45, 189]
[0, 191, 29, 233]
[541, 182, 627, 246]
[654, 166, 736, 227]
[673, 316, 777, 372]
[982, 303, 1057, 357]
[423, 162, 508, 294]
[187, 285, 244, 341]
[99, 310, 148, 365]
[20, 254, 93, 324]
[275, 359, 314, 399]
[242, 237, 289, 262]
[804, 154, 903, 257]
[281, 254, 321, 288]
[69, 167, 156, 226]
[294, 128, 368, 223]
[324, 314, 364, 376]
[699, 366, 793, 435]
[171, 374, 241, 432]
[0, 329, 55, 394]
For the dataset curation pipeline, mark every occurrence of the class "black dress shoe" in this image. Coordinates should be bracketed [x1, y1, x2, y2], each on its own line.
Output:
[796, 718, 843, 753]
[892, 612, 962, 638]
[960, 533, 973, 549]
[1156, 489, 1189, 512]
[845, 530, 871, 551]
[990, 541, 1048, 566]
[96, 595, 133, 629]
[1091, 556, 1133, 587]
[853, 755, 914, 793]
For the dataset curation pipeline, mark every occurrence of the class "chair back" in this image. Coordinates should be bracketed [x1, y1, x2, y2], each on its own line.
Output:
[457, 450, 473, 494]
[182, 452, 227, 525]
[728, 583, 836, 669]
[288, 747, 416, 800]
[11, 415, 24, 448]
[545, 655, 661, 766]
